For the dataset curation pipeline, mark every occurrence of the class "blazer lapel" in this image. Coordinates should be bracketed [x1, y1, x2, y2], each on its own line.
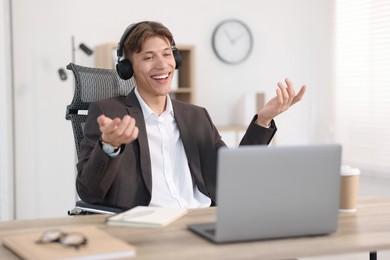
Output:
[125, 91, 152, 194]
[172, 101, 208, 194]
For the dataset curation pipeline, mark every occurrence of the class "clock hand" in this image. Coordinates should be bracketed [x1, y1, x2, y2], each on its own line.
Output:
[223, 28, 234, 44]
[231, 33, 244, 44]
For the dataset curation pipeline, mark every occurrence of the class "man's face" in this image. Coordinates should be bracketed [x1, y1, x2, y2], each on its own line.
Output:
[131, 36, 176, 100]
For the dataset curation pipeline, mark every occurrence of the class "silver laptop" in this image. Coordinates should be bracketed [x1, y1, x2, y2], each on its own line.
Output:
[188, 144, 342, 243]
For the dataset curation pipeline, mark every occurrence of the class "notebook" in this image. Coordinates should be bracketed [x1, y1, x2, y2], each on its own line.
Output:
[107, 206, 188, 228]
[188, 144, 342, 243]
[3, 225, 136, 259]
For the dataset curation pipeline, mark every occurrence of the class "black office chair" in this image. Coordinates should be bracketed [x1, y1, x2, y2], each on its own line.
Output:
[65, 62, 135, 215]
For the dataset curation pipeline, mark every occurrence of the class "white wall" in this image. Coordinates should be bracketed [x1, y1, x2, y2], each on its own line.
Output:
[10, 0, 332, 219]
[0, 0, 14, 221]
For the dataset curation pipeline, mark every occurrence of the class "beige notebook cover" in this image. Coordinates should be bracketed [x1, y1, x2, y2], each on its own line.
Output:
[2, 225, 135, 260]
[107, 206, 188, 228]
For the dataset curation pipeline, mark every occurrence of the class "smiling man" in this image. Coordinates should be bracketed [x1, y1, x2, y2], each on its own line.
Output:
[76, 21, 306, 211]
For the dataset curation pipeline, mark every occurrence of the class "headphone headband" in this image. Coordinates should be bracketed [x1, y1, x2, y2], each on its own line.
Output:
[116, 22, 140, 59]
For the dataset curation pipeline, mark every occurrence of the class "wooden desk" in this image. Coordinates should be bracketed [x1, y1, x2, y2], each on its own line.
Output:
[1, 197, 390, 260]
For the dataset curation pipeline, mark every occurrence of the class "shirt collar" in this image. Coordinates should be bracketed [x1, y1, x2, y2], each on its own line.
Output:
[134, 87, 174, 119]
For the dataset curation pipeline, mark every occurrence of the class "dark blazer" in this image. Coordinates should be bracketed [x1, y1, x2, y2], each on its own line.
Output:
[76, 90, 277, 210]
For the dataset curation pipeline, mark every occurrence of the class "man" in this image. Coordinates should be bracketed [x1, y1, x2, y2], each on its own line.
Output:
[76, 21, 306, 210]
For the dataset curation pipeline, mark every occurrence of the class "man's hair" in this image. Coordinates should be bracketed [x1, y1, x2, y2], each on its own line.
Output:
[123, 21, 175, 59]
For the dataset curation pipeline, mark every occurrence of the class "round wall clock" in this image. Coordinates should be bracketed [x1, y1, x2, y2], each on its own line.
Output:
[212, 19, 253, 64]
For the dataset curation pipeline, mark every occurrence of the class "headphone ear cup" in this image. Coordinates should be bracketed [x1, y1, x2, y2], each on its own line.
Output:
[116, 59, 133, 80]
[173, 50, 182, 70]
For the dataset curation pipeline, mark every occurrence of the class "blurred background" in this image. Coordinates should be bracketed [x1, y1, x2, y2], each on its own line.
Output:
[1, 0, 389, 220]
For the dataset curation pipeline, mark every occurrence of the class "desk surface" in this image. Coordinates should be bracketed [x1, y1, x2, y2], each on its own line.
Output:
[1, 197, 390, 260]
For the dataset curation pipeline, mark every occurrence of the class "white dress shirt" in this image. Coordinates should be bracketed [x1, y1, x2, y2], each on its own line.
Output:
[135, 88, 211, 208]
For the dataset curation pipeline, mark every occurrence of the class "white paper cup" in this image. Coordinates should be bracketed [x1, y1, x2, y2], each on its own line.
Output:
[339, 165, 360, 212]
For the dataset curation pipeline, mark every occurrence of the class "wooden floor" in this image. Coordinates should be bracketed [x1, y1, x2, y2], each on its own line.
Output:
[301, 174, 390, 260]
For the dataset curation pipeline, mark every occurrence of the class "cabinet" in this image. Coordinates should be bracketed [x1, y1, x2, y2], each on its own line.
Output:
[94, 43, 195, 104]
[217, 125, 247, 148]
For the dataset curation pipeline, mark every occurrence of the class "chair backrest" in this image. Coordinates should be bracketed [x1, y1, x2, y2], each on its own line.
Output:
[65, 62, 135, 160]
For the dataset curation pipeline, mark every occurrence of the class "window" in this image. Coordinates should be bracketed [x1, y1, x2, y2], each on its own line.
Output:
[334, 0, 390, 176]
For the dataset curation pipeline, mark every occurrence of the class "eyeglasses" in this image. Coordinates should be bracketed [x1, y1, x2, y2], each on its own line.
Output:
[36, 229, 87, 249]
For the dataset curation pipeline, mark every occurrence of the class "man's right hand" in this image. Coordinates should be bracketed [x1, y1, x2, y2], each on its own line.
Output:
[97, 114, 139, 147]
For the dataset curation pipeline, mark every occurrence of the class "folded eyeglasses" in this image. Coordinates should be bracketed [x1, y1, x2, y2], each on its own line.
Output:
[36, 229, 87, 249]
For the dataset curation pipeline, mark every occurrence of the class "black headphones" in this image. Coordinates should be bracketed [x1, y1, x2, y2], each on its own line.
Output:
[116, 22, 182, 80]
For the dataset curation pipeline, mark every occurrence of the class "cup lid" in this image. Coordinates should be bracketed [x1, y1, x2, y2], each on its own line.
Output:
[341, 165, 361, 176]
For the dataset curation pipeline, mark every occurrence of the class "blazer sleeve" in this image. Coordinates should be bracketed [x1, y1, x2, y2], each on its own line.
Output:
[76, 101, 127, 201]
[239, 115, 277, 146]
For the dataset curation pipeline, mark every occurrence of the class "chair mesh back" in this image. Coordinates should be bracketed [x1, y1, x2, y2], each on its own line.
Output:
[65, 63, 135, 159]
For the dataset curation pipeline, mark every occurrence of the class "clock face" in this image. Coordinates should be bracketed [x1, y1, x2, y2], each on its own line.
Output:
[212, 19, 253, 64]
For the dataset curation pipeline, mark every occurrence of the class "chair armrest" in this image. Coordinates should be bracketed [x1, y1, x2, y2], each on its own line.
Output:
[68, 200, 124, 215]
